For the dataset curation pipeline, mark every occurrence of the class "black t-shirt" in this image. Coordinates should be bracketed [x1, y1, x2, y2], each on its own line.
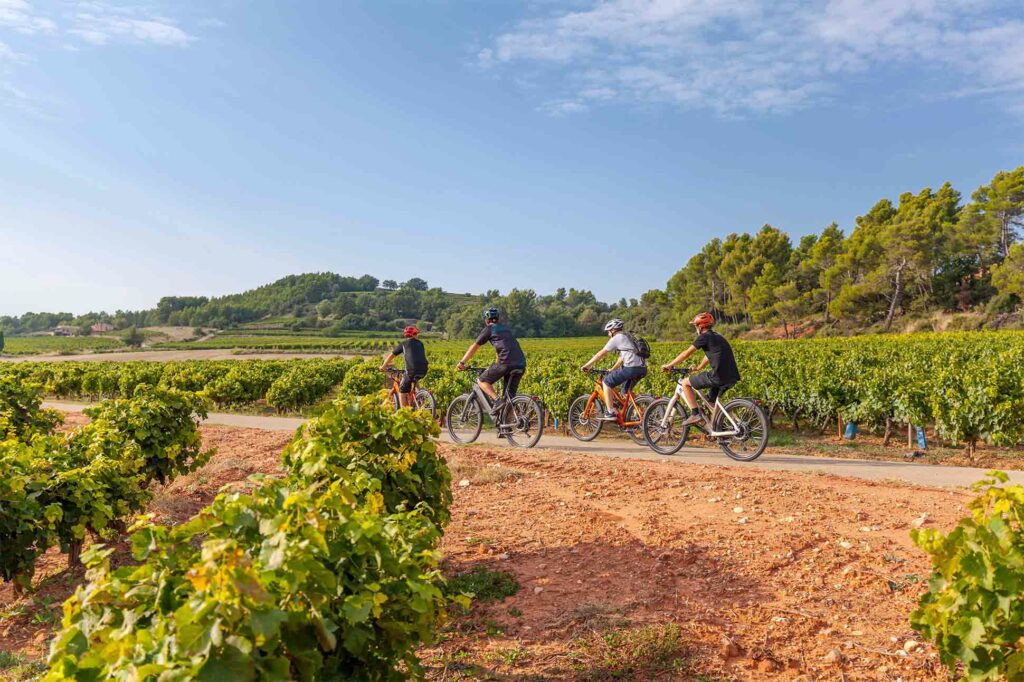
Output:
[392, 338, 428, 374]
[475, 323, 526, 367]
[694, 331, 740, 385]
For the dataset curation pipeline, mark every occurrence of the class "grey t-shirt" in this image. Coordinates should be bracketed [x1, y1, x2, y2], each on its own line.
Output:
[603, 332, 646, 368]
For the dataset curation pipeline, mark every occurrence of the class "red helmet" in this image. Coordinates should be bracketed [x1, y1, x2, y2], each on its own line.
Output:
[690, 312, 715, 330]
[403, 325, 419, 338]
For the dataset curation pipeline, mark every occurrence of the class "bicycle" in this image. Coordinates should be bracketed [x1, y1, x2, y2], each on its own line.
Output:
[445, 366, 544, 448]
[642, 367, 769, 460]
[381, 367, 437, 418]
[567, 369, 653, 445]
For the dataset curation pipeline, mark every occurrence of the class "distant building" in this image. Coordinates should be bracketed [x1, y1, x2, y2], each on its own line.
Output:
[91, 322, 115, 333]
[53, 325, 78, 336]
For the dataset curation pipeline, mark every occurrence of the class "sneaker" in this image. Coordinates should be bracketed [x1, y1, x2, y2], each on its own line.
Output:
[682, 412, 705, 427]
[489, 398, 506, 416]
[599, 410, 618, 421]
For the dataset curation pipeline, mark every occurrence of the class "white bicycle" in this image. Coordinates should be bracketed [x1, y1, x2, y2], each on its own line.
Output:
[642, 367, 769, 460]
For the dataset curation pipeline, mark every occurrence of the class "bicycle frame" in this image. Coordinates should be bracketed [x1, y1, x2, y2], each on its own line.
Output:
[454, 376, 520, 428]
[661, 378, 741, 438]
[384, 370, 426, 409]
[582, 379, 642, 428]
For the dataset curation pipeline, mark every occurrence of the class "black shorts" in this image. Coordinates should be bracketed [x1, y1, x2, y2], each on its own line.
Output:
[690, 371, 734, 403]
[479, 363, 525, 397]
[400, 370, 426, 393]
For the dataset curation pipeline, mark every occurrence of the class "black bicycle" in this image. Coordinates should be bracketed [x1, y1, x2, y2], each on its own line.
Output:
[445, 366, 544, 448]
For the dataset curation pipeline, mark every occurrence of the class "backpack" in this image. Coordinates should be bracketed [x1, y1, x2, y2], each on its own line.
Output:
[625, 332, 651, 360]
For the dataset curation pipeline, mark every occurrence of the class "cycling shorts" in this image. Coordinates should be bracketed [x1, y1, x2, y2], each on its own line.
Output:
[479, 363, 525, 397]
[603, 365, 647, 394]
[400, 370, 426, 393]
[690, 371, 734, 403]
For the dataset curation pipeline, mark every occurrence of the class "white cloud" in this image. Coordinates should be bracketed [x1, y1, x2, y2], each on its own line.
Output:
[0, 39, 25, 62]
[68, 4, 193, 47]
[0, 0, 56, 34]
[481, 0, 1024, 116]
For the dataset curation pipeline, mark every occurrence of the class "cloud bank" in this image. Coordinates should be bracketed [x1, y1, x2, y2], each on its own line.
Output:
[479, 0, 1024, 116]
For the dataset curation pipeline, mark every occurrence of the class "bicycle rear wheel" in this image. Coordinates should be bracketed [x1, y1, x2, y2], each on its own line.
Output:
[504, 395, 543, 449]
[623, 394, 653, 445]
[567, 394, 603, 441]
[415, 389, 437, 419]
[642, 398, 689, 455]
[446, 394, 482, 444]
[715, 398, 769, 461]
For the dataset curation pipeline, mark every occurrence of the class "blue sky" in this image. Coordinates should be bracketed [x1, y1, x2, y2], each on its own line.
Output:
[1, 0, 1023, 316]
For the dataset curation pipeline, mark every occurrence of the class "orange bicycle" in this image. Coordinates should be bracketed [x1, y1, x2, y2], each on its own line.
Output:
[381, 367, 437, 418]
[567, 369, 653, 444]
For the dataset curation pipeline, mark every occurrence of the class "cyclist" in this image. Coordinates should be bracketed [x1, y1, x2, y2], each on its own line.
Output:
[380, 325, 428, 407]
[661, 312, 740, 427]
[456, 307, 526, 417]
[581, 318, 647, 420]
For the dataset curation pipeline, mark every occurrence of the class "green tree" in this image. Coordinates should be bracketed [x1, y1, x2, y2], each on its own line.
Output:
[958, 166, 1024, 263]
[402, 277, 429, 291]
[123, 326, 144, 348]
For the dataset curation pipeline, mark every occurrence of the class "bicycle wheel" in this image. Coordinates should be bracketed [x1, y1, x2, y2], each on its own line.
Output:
[623, 394, 653, 445]
[389, 391, 401, 411]
[714, 398, 769, 462]
[504, 395, 544, 449]
[642, 398, 689, 455]
[415, 389, 437, 419]
[446, 394, 482, 444]
[567, 394, 603, 441]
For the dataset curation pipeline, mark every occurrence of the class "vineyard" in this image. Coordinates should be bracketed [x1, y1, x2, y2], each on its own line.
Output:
[5, 331, 1024, 455]
[1, 377, 460, 678]
[0, 336, 125, 356]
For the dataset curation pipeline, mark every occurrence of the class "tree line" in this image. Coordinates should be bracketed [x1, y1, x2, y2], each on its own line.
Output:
[3, 165, 1021, 340]
[623, 166, 1024, 338]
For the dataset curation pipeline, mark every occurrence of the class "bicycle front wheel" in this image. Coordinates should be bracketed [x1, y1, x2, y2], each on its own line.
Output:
[504, 395, 544, 449]
[624, 394, 653, 445]
[446, 394, 482, 444]
[415, 389, 437, 419]
[567, 394, 603, 441]
[642, 398, 689, 455]
[715, 398, 769, 461]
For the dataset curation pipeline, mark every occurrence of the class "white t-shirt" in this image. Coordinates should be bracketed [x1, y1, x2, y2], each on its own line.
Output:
[603, 332, 646, 368]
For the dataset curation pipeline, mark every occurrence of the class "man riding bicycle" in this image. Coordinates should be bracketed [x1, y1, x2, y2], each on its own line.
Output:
[456, 308, 526, 417]
[661, 312, 740, 427]
[380, 325, 428, 407]
[581, 318, 648, 420]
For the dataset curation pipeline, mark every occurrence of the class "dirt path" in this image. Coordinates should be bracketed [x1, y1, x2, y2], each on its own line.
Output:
[45, 401, 1022, 488]
[3, 348, 360, 363]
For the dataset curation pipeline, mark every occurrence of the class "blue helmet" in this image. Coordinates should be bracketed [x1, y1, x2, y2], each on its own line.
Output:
[483, 307, 500, 321]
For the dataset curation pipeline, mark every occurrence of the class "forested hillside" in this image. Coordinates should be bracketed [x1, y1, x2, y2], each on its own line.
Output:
[633, 166, 1024, 338]
[3, 166, 1021, 340]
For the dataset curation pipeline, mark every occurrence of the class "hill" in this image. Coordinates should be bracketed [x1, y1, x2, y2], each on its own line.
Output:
[3, 164, 1022, 341]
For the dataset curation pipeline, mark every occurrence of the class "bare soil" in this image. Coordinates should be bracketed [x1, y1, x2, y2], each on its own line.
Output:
[0, 419, 966, 681]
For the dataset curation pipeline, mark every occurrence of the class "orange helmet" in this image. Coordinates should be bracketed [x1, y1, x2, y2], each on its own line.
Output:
[403, 325, 420, 338]
[690, 312, 715, 330]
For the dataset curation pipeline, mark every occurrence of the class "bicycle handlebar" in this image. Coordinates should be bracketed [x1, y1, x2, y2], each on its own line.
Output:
[666, 367, 692, 376]
[582, 368, 611, 377]
[458, 366, 487, 375]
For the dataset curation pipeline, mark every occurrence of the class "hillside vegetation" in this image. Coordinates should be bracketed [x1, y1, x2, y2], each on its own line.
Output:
[3, 165, 1021, 341]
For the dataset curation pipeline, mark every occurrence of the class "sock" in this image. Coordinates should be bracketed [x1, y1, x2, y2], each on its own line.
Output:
[690, 407, 701, 417]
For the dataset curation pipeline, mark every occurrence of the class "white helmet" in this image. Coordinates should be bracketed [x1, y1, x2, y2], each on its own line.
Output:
[603, 318, 624, 332]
